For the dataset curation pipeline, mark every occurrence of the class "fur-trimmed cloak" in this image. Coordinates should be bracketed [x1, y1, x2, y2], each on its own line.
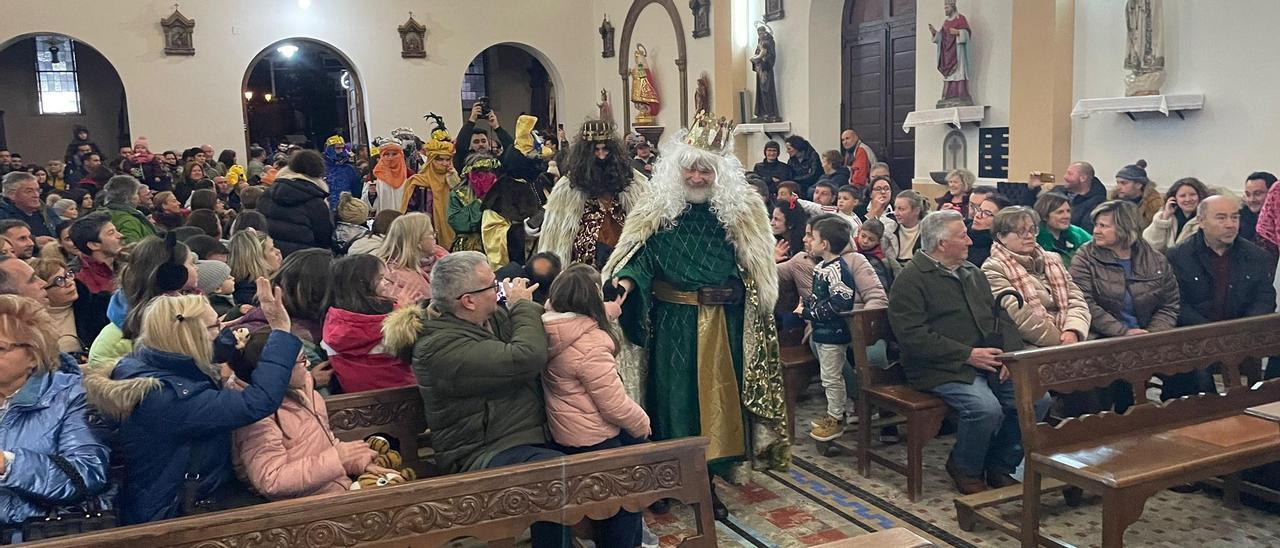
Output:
[536, 169, 651, 265]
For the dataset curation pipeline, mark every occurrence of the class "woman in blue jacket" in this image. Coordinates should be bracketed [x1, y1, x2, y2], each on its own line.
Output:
[84, 278, 299, 525]
[0, 295, 110, 530]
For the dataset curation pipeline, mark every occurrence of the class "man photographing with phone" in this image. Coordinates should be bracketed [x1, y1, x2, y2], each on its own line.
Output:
[455, 99, 515, 174]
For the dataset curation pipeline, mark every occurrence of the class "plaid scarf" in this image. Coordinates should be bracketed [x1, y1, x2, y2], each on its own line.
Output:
[990, 241, 1072, 329]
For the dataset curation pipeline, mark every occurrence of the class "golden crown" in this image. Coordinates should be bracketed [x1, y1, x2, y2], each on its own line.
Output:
[579, 119, 615, 142]
[684, 111, 734, 153]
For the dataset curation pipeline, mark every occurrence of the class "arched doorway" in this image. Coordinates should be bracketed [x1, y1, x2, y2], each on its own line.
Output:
[458, 44, 558, 142]
[241, 38, 367, 153]
[0, 33, 128, 166]
[842, 0, 916, 184]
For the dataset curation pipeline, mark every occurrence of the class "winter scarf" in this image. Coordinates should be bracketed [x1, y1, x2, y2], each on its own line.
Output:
[989, 241, 1072, 329]
[857, 238, 885, 260]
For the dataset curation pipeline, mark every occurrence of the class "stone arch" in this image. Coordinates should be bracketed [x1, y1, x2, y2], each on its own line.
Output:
[240, 37, 368, 153]
[0, 32, 129, 159]
[459, 41, 565, 133]
[619, 0, 689, 132]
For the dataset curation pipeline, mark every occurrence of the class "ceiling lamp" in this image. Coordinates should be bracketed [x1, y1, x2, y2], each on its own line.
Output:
[243, 90, 254, 101]
[276, 44, 299, 58]
[264, 93, 273, 102]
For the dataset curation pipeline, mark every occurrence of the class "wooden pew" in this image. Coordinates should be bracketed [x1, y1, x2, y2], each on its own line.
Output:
[27, 438, 717, 548]
[325, 385, 432, 477]
[830, 308, 948, 502]
[960, 315, 1280, 548]
[779, 327, 820, 441]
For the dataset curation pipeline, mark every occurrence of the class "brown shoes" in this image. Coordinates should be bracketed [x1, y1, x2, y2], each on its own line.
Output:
[986, 471, 1020, 489]
[946, 457, 988, 495]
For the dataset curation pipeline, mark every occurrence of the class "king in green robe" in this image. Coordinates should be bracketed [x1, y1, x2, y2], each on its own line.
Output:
[605, 138, 788, 477]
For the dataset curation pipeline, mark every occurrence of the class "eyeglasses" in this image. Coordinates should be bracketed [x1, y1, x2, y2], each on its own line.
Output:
[974, 209, 995, 219]
[457, 279, 500, 300]
[43, 270, 76, 289]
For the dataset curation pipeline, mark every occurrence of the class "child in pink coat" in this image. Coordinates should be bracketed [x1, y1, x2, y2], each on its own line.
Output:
[228, 328, 398, 500]
[541, 264, 651, 451]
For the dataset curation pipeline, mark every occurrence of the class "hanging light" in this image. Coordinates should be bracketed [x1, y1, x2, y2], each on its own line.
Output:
[276, 44, 299, 59]
[48, 44, 61, 64]
[244, 90, 254, 101]
[264, 93, 273, 102]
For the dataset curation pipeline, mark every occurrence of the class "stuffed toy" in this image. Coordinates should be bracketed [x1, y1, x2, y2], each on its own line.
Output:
[348, 436, 417, 490]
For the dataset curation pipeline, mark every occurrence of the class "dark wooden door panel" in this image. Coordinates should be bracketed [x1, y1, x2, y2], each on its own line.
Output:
[843, 0, 915, 185]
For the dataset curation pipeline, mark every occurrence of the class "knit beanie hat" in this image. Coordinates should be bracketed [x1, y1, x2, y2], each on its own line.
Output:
[195, 259, 232, 295]
[336, 192, 370, 225]
[1115, 159, 1149, 184]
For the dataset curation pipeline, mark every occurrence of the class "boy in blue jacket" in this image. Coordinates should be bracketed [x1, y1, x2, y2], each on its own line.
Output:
[800, 217, 858, 441]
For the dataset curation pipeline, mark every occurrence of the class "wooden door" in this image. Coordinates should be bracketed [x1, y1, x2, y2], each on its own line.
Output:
[842, 0, 916, 185]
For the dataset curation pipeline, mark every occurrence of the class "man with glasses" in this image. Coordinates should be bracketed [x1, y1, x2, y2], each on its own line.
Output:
[0, 253, 49, 305]
[403, 250, 642, 546]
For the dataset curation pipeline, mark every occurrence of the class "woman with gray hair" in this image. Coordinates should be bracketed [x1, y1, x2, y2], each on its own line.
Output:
[936, 168, 976, 215]
[100, 175, 157, 244]
[981, 206, 1090, 348]
[50, 199, 79, 222]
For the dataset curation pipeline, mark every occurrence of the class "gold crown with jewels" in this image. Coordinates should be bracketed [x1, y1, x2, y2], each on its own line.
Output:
[579, 119, 616, 143]
[683, 111, 734, 153]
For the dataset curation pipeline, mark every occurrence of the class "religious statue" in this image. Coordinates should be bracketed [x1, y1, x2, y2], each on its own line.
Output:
[1124, 0, 1165, 97]
[599, 15, 616, 58]
[597, 89, 615, 124]
[929, 0, 974, 108]
[630, 44, 661, 126]
[690, 0, 711, 39]
[750, 23, 780, 122]
[695, 72, 711, 115]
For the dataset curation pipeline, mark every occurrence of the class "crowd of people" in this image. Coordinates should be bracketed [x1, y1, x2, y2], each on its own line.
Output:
[0, 104, 1276, 546]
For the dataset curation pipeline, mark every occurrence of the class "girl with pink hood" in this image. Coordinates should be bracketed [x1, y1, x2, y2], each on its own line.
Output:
[541, 264, 651, 450]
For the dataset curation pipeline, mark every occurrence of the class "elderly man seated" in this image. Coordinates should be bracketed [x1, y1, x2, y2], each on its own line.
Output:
[401, 251, 641, 548]
[887, 209, 1049, 494]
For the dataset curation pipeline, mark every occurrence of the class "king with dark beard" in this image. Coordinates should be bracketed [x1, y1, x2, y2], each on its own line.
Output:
[537, 120, 649, 269]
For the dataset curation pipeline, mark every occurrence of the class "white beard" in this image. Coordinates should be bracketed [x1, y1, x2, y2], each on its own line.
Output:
[684, 186, 711, 204]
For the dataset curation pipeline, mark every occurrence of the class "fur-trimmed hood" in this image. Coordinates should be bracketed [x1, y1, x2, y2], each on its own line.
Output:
[536, 169, 651, 264]
[81, 358, 160, 422]
[381, 303, 442, 362]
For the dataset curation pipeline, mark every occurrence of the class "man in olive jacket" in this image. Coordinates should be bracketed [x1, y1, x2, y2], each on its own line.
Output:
[406, 251, 641, 547]
[409, 251, 549, 475]
[887, 210, 1047, 495]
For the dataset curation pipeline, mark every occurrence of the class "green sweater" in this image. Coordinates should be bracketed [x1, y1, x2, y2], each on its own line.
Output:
[105, 203, 157, 245]
[1036, 224, 1092, 265]
[888, 251, 1024, 391]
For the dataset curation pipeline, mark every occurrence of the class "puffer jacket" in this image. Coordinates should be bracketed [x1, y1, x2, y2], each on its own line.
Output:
[402, 300, 549, 474]
[230, 375, 352, 500]
[0, 355, 109, 526]
[542, 307, 649, 449]
[103, 203, 156, 245]
[981, 247, 1091, 347]
[322, 307, 414, 393]
[257, 170, 334, 257]
[381, 247, 449, 308]
[1068, 240, 1180, 338]
[1142, 211, 1202, 254]
[83, 331, 300, 525]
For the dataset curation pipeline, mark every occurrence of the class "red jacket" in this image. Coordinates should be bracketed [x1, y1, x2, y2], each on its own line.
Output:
[322, 307, 415, 393]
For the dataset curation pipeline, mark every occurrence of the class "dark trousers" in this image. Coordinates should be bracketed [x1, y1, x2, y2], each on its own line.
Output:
[488, 443, 643, 548]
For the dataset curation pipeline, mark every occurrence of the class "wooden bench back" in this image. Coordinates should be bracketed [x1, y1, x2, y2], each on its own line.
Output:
[845, 307, 907, 388]
[28, 438, 716, 548]
[325, 385, 430, 475]
[1001, 314, 1280, 454]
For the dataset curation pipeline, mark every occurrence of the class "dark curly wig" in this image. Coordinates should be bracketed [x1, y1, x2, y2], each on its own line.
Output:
[564, 133, 633, 198]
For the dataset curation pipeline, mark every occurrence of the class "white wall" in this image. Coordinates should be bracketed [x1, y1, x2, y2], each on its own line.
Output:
[0, 0, 596, 161]
[1072, 0, 1280, 191]
[913, 0, 1012, 184]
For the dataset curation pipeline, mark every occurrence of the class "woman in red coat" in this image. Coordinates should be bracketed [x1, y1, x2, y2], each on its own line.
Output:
[321, 254, 414, 393]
